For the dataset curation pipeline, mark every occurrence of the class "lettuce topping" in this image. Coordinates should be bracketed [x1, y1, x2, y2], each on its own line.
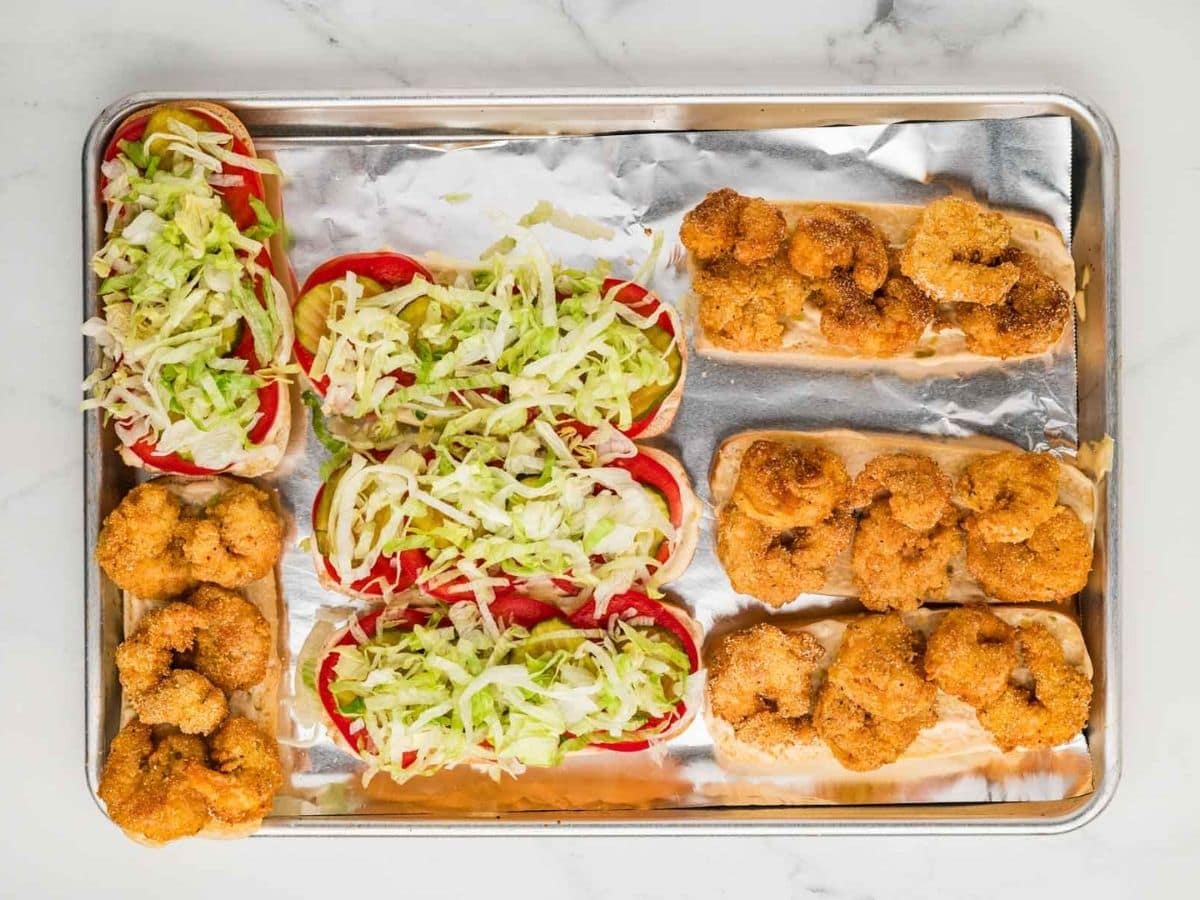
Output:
[324, 602, 690, 783]
[83, 114, 291, 470]
[320, 424, 673, 609]
[306, 233, 679, 452]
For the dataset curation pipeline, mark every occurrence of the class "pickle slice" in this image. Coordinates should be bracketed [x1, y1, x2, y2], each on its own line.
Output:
[142, 107, 211, 169]
[627, 324, 682, 422]
[294, 275, 385, 355]
[512, 618, 585, 662]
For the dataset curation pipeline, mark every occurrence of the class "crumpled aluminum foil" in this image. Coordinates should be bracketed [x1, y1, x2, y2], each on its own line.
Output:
[264, 115, 1087, 815]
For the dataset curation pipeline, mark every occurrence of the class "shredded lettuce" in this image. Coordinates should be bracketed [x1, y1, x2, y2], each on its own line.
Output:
[324, 602, 690, 783]
[320, 423, 673, 609]
[83, 114, 289, 470]
[306, 230, 679, 448]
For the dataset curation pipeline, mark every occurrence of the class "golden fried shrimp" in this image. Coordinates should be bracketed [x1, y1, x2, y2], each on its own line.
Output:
[183, 717, 283, 824]
[98, 720, 211, 844]
[977, 623, 1092, 750]
[899, 196, 1019, 305]
[817, 272, 935, 357]
[96, 482, 194, 600]
[708, 624, 825, 723]
[187, 585, 273, 693]
[925, 606, 1018, 707]
[115, 603, 228, 735]
[680, 188, 787, 265]
[732, 441, 851, 529]
[734, 711, 819, 751]
[813, 681, 935, 772]
[787, 205, 889, 294]
[956, 451, 1060, 544]
[716, 503, 854, 607]
[966, 506, 1093, 602]
[182, 483, 284, 589]
[850, 452, 953, 532]
[827, 614, 936, 722]
[954, 248, 1072, 357]
[694, 254, 811, 350]
[851, 502, 962, 612]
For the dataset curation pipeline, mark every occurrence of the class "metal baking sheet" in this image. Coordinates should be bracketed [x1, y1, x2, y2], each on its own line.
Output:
[83, 91, 1120, 835]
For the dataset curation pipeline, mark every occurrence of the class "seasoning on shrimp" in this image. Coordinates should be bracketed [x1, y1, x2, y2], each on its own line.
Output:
[825, 614, 936, 723]
[956, 451, 1061, 544]
[788, 205, 889, 294]
[694, 254, 811, 350]
[953, 247, 1072, 357]
[899, 196, 1020, 305]
[817, 272, 935, 358]
[966, 506, 1093, 602]
[183, 716, 284, 824]
[681, 188, 787, 266]
[732, 440, 851, 530]
[925, 606, 1019, 707]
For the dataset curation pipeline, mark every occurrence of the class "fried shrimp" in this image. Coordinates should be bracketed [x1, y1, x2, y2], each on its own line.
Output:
[708, 624, 826, 723]
[787, 205, 889, 294]
[732, 441, 851, 529]
[187, 585, 273, 693]
[183, 483, 285, 589]
[977, 623, 1092, 750]
[899, 196, 1020, 305]
[96, 482, 194, 600]
[953, 248, 1072, 357]
[851, 502, 962, 612]
[956, 451, 1060, 544]
[681, 188, 787, 265]
[694, 254, 811, 350]
[826, 614, 936, 722]
[813, 681, 935, 772]
[851, 452, 953, 533]
[183, 717, 283, 824]
[98, 720, 211, 844]
[734, 711, 819, 750]
[716, 503, 854, 607]
[966, 506, 1093, 602]
[925, 606, 1018, 707]
[817, 272, 935, 357]
[116, 603, 228, 735]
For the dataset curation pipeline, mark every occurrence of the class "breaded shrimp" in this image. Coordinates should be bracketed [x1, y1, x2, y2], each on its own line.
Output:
[96, 482, 194, 600]
[788, 205, 890, 295]
[966, 506, 1093, 602]
[925, 606, 1019, 707]
[817, 272, 935, 357]
[851, 502, 962, 612]
[183, 717, 283, 824]
[716, 503, 854, 607]
[899, 196, 1020, 305]
[813, 680, 935, 772]
[98, 720, 211, 844]
[732, 441, 851, 530]
[826, 614, 936, 722]
[956, 451, 1061, 544]
[953, 248, 1072, 357]
[187, 585, 273, 693]
[977, 623, 1092, 750]
[115, 603, 228, 735]
[182, 483, 285, 589]
[707, 624, 826, 723]
[734, 711, 819, 751]
[680, 189, 787, 265]
[694, 255, 811, 350]
[850, 452, 953, 533]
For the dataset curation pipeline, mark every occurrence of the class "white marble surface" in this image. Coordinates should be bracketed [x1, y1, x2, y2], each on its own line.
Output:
[1, 0, 1197, 896]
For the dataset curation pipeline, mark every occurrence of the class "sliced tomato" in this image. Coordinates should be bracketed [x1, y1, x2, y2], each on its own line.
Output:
[600, 278, 681, 438]
[99, 106, 282, 472]
[569, 591, 699, 752]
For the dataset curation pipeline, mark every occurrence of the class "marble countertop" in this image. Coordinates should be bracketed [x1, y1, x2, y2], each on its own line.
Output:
[3, 0, 1196, 896]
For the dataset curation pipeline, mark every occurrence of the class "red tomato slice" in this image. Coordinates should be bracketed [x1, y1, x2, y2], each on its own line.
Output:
[99, 107, 281, 472]
[600, 277, 675, 439]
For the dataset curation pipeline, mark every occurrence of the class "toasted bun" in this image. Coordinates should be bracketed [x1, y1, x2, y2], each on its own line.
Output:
[109, 102, 291, 478]
[703, 606, 1092, 795]
[318, 599, 702, 775]
[710, 429, 1097, 605]
[688, 200, 1076, 374]
[115, 476, 284, 841]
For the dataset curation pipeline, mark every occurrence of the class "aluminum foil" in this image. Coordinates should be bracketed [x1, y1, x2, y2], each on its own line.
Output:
[263, 115, 1087, 815]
